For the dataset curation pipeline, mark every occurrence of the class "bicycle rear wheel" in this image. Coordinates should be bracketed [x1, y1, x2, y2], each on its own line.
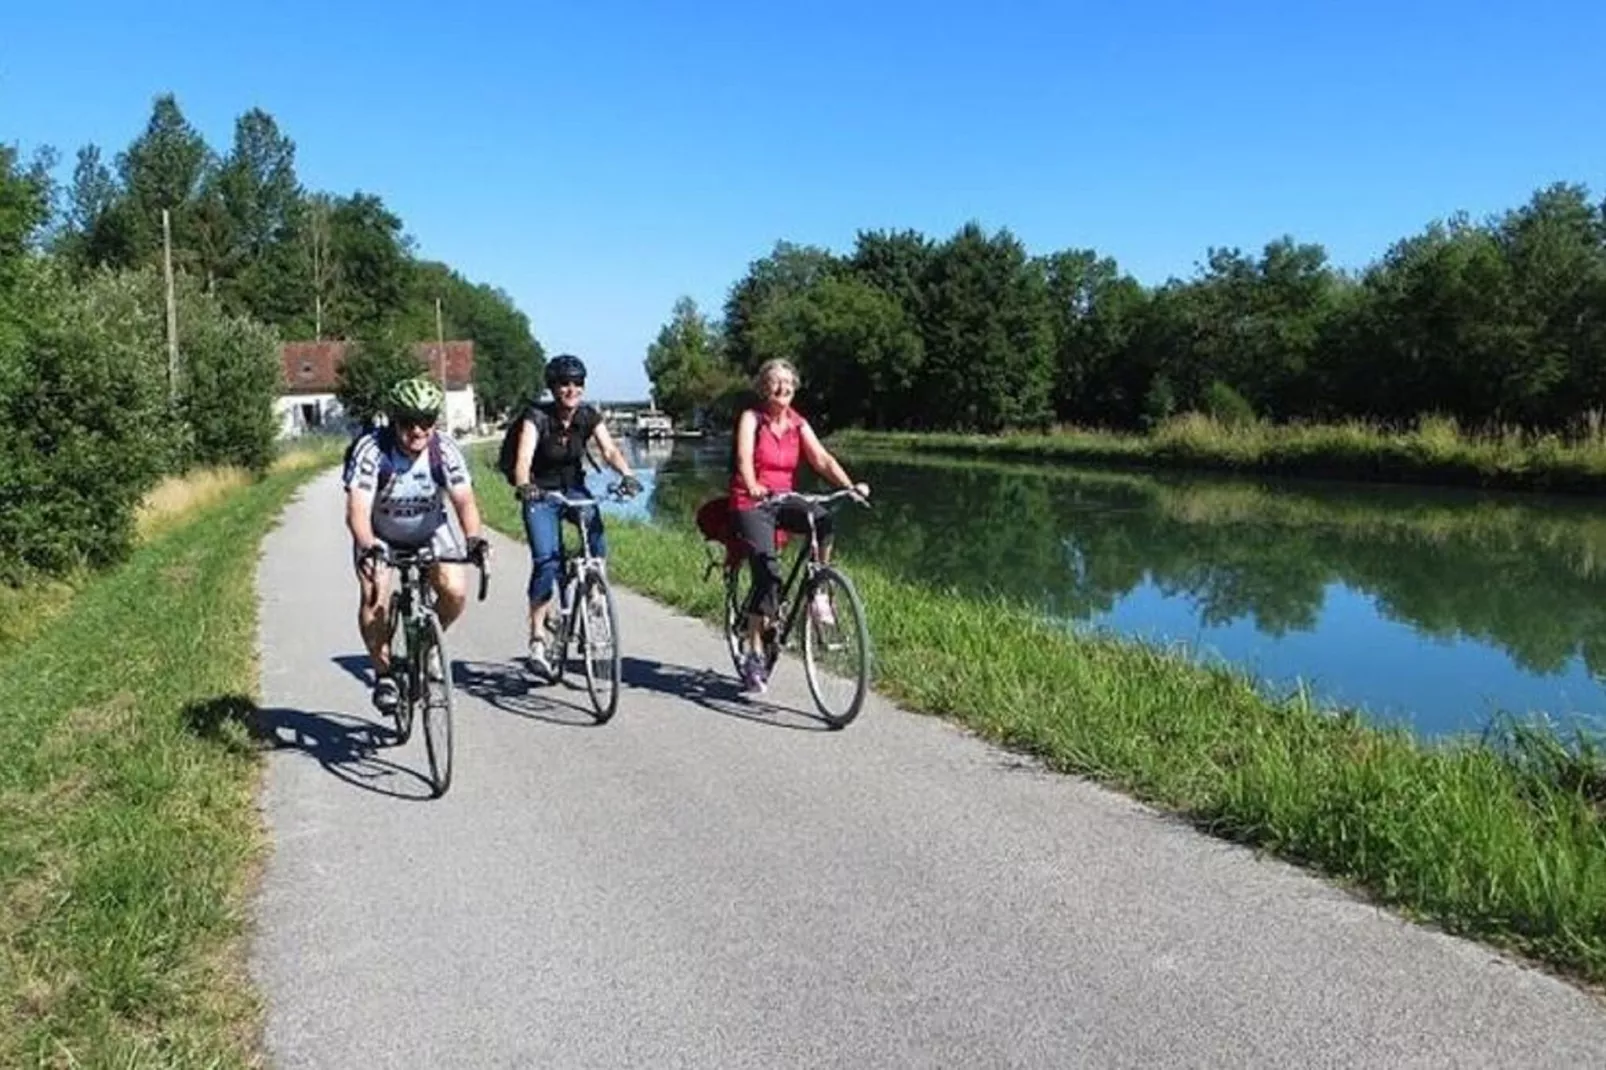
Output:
[421, 615, 454, 797]
[580, 572, 621, 723]
[801, 567, 871, 728]
[723, 565, 747, 676]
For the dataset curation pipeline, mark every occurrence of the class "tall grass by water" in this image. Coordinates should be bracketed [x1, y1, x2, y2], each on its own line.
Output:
[831, 413, 1606, 494]
[469, 445, 1606, 987]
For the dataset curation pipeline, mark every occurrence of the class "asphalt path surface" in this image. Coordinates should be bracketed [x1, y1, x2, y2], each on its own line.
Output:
[251, 469, 1606, 1068]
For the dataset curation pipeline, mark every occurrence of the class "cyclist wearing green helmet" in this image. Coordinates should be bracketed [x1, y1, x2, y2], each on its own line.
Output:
[343, 375, 490, 712]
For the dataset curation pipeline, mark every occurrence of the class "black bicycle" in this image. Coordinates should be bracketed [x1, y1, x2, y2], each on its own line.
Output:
[524, 485, 633, 722]
[718, 488, 872, 728]
[382, 543, 488, 797]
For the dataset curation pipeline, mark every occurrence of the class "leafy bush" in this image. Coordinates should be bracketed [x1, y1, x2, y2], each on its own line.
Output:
[0, 262, 176, 579]
[1203, 380, 1257, 427]
[177, 286, 281, 473]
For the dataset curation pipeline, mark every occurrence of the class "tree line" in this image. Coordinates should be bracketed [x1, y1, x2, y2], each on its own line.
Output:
[2, 94, 545, 580]
[645, 182, 1606, 436]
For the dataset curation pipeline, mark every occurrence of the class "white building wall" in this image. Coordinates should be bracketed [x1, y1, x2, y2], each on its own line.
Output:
[275, 386, 475, 438]
[274, 393, 345, 438]
[444, 385, 478, 436]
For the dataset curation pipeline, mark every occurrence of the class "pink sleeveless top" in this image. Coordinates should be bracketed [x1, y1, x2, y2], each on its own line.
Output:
[729, 408, 809, 511]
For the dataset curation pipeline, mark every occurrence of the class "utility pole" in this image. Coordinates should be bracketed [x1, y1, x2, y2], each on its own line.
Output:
[162, 208, 179, 403]
[435, 296, 448, 390]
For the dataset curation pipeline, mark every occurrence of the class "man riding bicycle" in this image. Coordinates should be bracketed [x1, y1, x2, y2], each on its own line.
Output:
[508, 354, 641, 677]
[344, 376, 490, 712]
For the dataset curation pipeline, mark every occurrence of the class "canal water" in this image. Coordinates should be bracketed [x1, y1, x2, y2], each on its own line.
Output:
[610, 437, 1606, 740]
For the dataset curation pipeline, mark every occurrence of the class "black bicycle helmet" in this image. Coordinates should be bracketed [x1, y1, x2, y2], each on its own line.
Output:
[545, 353, 587, 388]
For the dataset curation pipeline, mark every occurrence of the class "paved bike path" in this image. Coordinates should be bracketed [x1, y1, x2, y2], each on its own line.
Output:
[252, 469, 1606, 1068]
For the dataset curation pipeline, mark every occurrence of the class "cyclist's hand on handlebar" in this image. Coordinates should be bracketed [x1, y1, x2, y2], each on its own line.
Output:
[465, 535, 491, 565]
[616, 474, 643, 499]
[851, 482, 871, 501]
[514, 483, 543, 503]
[358, 541, 389, 576]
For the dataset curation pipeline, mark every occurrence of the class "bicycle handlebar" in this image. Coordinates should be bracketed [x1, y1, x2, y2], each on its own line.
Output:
[756, 487, 871, 511]
[518, 482, 638, 508]
[383, 545, 491, 602]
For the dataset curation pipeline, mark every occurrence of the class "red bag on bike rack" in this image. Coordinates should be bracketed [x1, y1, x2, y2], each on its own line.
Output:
[696, 495, 789, 567]
[695, 496, 742, 567]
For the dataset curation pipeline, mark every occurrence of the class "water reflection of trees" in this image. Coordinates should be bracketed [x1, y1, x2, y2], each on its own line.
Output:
[642, 444, 1606, 679]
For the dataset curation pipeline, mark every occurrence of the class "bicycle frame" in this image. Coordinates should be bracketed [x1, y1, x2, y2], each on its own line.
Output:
[388, 545, 488, 631]
[531, 489, 615, 635]
[734, 488, 866, 651]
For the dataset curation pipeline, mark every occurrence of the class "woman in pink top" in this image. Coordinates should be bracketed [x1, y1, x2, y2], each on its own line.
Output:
[730, 358, 870, 693]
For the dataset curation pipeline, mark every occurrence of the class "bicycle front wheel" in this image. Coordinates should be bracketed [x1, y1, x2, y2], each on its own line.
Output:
[801, 567, 871, 729]
[421, 615, 454, 797]
[580, 573, 621, 723]
[388, 596, 414, 744]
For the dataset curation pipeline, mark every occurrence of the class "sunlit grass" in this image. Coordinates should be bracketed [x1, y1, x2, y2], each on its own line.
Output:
[135, 467, 252, 542]
[0, 460, 330, 1067]
[0, 576, 83, 661]
[271, 437, 346, 474]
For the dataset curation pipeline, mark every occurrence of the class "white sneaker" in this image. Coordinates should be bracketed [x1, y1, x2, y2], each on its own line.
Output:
[810, 589, 837, 627]
[527, 636, 552, 678]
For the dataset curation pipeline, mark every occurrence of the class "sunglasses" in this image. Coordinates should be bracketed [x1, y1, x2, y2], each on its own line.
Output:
[395, 413, 437, 430]
[553, 377, 585, 389]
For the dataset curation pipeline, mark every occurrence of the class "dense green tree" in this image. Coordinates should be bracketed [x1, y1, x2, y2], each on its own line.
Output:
[324, 192, 412, 338]
[406, 260, 544, 418]
[213, 108, 305, 324]
[644, 296, 739, 423]
[917, 223, 1054, 431]
[750, 274, 923, 431]
[115, 94, 214, 269]
[334, 336, 429, 425]
[721, 241, 841, 374]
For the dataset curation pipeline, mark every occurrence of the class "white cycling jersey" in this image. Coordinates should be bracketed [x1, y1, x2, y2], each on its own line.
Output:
[342, 429, 472, 548]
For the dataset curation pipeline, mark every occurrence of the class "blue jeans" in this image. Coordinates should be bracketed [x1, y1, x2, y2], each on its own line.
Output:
[522, 490, 607, 605]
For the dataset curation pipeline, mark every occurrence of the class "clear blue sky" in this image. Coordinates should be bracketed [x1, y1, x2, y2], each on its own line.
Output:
[4, 1, 1603, 399]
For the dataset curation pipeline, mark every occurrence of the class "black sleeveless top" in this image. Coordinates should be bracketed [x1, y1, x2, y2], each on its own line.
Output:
[526, 401, 602, 490]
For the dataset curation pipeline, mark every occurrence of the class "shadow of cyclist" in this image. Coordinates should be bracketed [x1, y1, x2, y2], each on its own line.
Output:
[452, 659, 607, 727]
[330, 653, 375, 686]
[619, 656, 835, 731]
[252, 705, 437, 801]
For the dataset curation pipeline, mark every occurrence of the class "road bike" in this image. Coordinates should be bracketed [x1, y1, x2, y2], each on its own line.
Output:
[382, 543, 488, 797]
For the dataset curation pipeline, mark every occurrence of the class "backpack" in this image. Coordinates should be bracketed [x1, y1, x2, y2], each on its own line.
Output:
[496, 402, 602, 485]
[346, 425, 448, 493]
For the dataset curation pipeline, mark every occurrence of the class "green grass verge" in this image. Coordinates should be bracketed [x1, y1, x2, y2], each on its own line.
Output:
[0, 577, 83, 662]
[0, 459, 332, 1068]
[471, 446, 1606, 987]
[830, 413, 1606, 495]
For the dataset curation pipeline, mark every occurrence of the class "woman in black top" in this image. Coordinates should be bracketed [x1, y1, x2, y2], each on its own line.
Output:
[510, 354, 640, 677]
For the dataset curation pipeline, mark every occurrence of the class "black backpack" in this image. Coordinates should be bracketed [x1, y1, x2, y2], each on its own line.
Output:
[496, 403, 602, 485]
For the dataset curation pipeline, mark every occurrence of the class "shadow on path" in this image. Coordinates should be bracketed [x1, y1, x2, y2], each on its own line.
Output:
[620, 656, 834, 731]
[184, 693, 436, 801]
[453, 658, 606, 727]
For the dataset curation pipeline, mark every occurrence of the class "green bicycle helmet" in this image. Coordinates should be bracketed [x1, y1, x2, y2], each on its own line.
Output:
[387, 376, 445, 417]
